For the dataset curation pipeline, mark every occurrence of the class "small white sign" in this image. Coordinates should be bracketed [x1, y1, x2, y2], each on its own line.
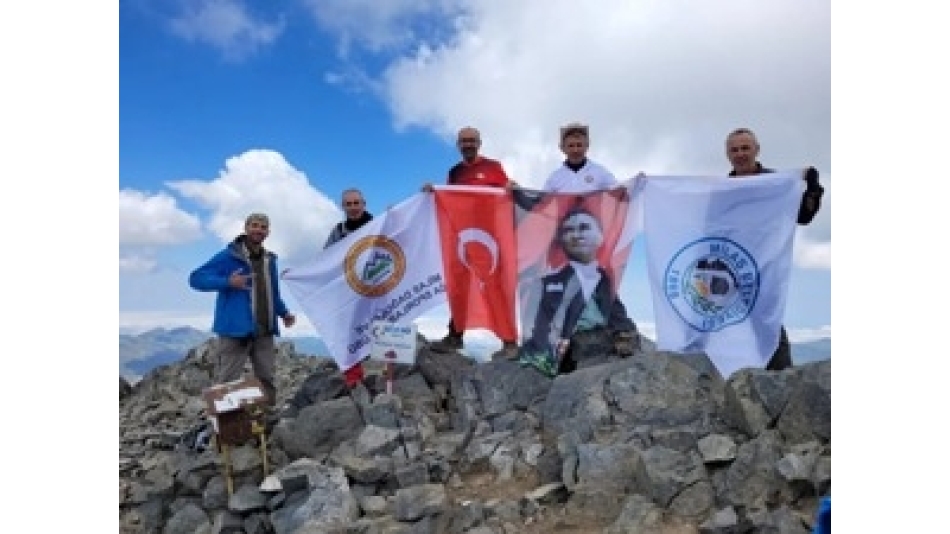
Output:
[214, 397, 239, 413]
[369, 321, 418, 365]
[212, 387, 264, 413]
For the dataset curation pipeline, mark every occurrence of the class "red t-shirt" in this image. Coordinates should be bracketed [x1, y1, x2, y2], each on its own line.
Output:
[447, 157, 509, 187]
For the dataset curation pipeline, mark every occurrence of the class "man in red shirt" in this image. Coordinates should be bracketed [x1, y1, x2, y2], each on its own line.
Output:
[423, 126, 519, 359]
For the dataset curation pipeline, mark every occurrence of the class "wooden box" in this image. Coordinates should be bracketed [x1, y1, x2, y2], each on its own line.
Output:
[201, 377, 269, 446]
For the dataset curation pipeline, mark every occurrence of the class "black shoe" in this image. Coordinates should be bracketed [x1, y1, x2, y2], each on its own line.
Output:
[431, 334, 463, 353]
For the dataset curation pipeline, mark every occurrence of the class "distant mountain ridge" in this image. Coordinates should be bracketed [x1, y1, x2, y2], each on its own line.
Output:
[120, 327, 214, 379]
[119, 327, 330, 381]
[790, 337, 831, 365]
[119, 327, 829, 379]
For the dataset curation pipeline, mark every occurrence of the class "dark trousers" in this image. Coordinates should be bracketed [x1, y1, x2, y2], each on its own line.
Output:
[766, 326, 793, 371]
[447, 318, 462, 338]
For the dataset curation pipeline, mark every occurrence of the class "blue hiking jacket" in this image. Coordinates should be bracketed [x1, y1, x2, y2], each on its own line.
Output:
[188, 236, 289, 338]
[813, 496, 830, 534]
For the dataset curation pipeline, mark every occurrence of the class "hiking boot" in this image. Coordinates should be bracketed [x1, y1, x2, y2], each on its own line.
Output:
[430, 333, 463, 353]
[490, 341, 520, 361]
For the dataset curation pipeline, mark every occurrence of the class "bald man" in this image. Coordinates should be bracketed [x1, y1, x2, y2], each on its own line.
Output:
[725, 127, 825, 370]
[423, 126, 518, 359]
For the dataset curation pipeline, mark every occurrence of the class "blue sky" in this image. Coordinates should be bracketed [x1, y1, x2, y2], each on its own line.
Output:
[119, 0, 831, 347]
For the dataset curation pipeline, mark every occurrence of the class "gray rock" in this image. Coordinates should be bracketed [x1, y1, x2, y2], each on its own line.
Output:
[163, 502, 210, 534]
[274, 397, 364, 460]
[121, 335, 831, 534]
[393, 484, 446, 521]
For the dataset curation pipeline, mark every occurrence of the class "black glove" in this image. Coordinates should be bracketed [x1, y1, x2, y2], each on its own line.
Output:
[798, 167, 824, 225]
[804, 166, 822, 192]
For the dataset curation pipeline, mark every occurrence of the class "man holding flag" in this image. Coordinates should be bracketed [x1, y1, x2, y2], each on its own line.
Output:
[423, 126, 520, 360]
[514, 122, 642, 375]
[642, 153, 809, 379]
[725, 127, 825, 370]
[323, 187, 375, 388]
[282, 194, 446, 376]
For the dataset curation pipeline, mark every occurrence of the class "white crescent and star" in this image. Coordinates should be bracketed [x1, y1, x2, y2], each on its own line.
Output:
[457, 228, 499, 277]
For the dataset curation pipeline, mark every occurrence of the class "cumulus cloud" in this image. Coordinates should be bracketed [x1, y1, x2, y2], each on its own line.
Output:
[167, 149, 343, 265]
[119, 190, 203, 246]
[121, 0, 830, 332]
[380, 1, 829, 180]
[310, 0, 830, 270]
[168, 0, 285, 61]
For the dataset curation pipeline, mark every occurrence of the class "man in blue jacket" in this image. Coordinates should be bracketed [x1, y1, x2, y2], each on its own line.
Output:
[189, 212, 296, 407]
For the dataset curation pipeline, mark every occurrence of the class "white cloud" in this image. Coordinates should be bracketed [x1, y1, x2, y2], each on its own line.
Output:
[122, 0, 831, 334]
[119, 189, 203, 246]
[794, 235, 831, 270]
[341, 0, 831, 267]
[167, 149, 343, 265]
[786, 325, 831, 343]
[380, 1, 829, 181]
[119, 255, 158, 274]
[121, 150, 346, 333]
[301, 0, 463, 55]
[168, 0, 285, 61]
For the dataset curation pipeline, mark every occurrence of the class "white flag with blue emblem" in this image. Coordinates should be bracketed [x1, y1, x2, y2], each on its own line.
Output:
[642, 171, 803, 379]
[281, 193, 446, 372]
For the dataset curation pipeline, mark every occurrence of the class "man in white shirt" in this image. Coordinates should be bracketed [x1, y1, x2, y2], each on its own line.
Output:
[543, 122, 624, 194]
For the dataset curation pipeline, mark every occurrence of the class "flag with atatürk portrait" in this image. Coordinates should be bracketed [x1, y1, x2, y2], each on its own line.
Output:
[512, 186, 637, 375]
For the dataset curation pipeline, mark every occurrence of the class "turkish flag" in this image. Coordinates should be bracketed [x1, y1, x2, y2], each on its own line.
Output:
[434, 186, 518, 341]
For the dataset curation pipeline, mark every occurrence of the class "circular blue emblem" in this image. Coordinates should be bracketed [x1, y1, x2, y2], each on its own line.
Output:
[664, 237, 759, 332]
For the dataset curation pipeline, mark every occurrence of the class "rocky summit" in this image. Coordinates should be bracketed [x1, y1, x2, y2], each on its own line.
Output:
[119, 333, 830, 534]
